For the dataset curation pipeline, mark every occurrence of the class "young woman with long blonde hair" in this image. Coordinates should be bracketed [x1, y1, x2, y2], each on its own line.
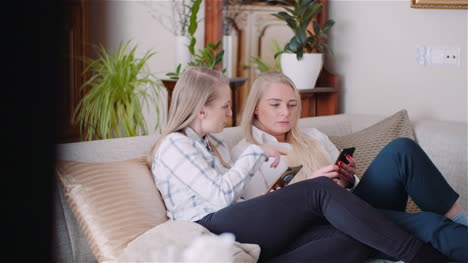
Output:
[232, 71, 468, 262]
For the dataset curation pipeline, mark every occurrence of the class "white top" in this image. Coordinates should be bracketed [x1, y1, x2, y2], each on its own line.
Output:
[231, 126, 360, 200]
[151, 127, 266, 221]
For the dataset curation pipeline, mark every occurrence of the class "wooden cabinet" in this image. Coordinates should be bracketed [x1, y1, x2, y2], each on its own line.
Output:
[205, 1, 340, 123]
[56, 0, 89, 143]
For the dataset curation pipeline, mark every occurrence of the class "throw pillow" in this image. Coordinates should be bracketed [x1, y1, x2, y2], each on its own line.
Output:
[328, 109, 421, 213]
[55, 157, 169, 262]
[118, 220, 261, 263]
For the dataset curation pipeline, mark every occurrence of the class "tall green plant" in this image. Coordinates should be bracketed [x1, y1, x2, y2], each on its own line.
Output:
[166, 0, 202, 80]
[187, 0, 202, 56]
[250, 40, 283, 73]
[167, 41, 225, 80]
[271, 0, 335, 60]
[189, 41, 225, 70]
[74, 40, 164, 141]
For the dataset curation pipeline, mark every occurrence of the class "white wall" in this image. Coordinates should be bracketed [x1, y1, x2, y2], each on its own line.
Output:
[90, 0, 205, 77]
[87, 0, 467, 125]
[327, 0, 467, 122]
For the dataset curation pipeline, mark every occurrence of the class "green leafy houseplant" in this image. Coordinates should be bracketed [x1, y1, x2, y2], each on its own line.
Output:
[250, 39, 283, 73]
[189, 41, 225, 70]
[271, 0, 335, 60]
[165, 0, 202, 80]
[183, 0, 202, 56]
[166, 41, 225, 79]
[74, 40, 164, 141]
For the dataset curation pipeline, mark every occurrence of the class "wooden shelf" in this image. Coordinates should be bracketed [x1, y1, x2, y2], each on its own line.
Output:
[299, 85, 339, 118]
[300, 87, 339, 94]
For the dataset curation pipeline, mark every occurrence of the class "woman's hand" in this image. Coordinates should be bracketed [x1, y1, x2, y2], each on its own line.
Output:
[336, 155, 357, 188]
[267, 186, 282, 193]
[310, 165, 340, 180]
[259, 145, 287, 168]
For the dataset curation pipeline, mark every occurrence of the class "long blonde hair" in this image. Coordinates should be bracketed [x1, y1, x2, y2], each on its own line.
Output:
[147, 66, 229, 166]
[240, 71, 332, 183]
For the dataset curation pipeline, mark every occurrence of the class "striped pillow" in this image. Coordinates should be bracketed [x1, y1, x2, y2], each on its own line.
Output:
[56, 157, 168, 262]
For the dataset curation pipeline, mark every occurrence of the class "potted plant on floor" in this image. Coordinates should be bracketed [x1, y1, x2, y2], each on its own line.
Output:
[271, 0, 335, 90]
[73, 40, 165, 141]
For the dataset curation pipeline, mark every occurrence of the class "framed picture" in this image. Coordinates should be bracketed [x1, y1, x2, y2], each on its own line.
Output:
[411, 0, 468, 9]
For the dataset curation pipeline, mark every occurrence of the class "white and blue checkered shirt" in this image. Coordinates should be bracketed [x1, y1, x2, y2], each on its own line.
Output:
[151, 127, 267, 221]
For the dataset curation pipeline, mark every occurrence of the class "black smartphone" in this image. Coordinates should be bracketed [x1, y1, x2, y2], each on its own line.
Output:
[266, 165, 303, 193]
[335, 147, 356, 165]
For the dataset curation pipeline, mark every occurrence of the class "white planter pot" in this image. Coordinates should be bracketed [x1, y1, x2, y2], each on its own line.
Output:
[281, 53, 323, 90]
[175, 35, 192, 70]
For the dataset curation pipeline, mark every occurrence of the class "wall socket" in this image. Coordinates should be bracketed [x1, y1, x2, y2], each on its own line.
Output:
[416, 46, 461, 67]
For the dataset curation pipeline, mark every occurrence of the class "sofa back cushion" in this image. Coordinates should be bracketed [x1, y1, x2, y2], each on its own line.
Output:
[328, 109, 420, 213]
[328, 110, 415, 178]
[55, 157, 168, 262]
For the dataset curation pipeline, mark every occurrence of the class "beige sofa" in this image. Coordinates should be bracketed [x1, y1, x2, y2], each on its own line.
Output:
[54, 112, 467, 263]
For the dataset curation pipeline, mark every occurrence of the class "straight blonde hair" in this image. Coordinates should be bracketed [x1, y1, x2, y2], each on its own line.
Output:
[147, 66, 229, 166]
[240, 71, 332, 183]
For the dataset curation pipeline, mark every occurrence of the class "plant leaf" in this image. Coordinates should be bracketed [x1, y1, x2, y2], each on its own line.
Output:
[323, 19, 335, 32]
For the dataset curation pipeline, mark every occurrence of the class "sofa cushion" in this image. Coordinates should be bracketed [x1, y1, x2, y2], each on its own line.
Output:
[55, 157, 168, 262]
[328, 109, 420, 213]
[118, 220, 261, 263]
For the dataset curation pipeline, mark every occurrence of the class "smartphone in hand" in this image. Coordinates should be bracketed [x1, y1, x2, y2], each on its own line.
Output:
[335, 147, 356, 165]
[266, 165, 303, 193]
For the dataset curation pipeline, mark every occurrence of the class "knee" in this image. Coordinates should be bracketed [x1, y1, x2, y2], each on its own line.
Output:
[384, 137, 420, 153]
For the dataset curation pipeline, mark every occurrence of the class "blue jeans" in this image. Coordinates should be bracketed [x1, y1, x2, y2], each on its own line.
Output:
[353, 138, 468, 262]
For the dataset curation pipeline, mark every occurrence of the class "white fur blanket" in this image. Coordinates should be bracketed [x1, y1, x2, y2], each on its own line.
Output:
[117, 220, 261, 263]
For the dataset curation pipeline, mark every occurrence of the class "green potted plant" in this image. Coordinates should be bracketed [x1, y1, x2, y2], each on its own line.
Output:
[250, 39, 283, 74]
[175, 0, 203, 70]
[166, 41, 225, 80]
[164, 40, 225, 107]
[271, 0, 335, 90]
[73, 40, 164, 141]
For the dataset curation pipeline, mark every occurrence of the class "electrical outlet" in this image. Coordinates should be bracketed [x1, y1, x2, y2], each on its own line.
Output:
[443, 48, 460, 66]
[416, 46, 461, 67]
[416, 46, 427, 65]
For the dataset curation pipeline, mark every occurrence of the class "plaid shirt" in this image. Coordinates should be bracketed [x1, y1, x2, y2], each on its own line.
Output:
[151, 127, 266, 221]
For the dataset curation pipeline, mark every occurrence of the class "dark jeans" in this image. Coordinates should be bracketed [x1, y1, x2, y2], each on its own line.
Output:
[353, 138, 468, 262]
[197, 177, 424, 263]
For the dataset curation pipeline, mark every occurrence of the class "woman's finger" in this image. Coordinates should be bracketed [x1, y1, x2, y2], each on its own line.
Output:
[338, 162, 354, 175]
[270, 153, 280, 167]
[346, 155, 356, 168]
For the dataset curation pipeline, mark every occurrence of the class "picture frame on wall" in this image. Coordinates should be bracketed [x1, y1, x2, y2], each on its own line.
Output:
[411, 0, 467, 9]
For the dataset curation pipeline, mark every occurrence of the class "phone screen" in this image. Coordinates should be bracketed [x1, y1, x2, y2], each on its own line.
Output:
[266, 165, 303, 193]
